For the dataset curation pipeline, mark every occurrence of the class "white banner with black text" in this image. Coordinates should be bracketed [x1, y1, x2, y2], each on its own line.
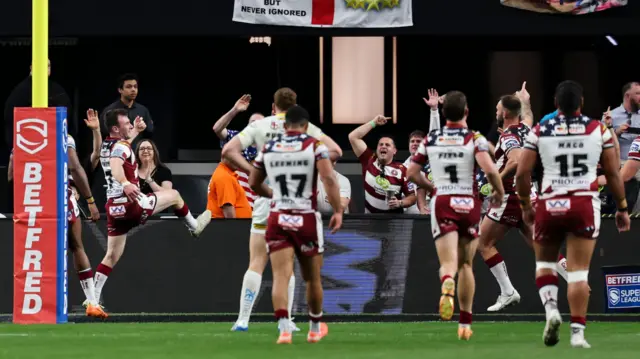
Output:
[233, 0, 412, 28]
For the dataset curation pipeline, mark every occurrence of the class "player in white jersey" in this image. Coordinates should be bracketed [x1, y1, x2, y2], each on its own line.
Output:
[407, 91, 505, 341]
[316, 164, 351, 215]
[249, 105, 342, 344]
[221, 88, 343, 331]
[515, 81, 630, 348]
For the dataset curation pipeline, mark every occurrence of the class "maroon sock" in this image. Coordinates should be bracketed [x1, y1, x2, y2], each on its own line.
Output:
[77, 269, 94, 280]
[174, 203, 189, 217]
[570, 316, 587, 328]
[309, 312, 323, 323]
[459, 311, 472, 325]
[96, 263, 112, 276]
[484, 253, 503, 268]
[558, 254, 566, 261]
[274, 309, 289, 320]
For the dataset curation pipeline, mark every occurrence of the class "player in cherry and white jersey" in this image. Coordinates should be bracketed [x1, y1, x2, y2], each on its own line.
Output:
[249, 105, 341, 344]
[516, 81, 630, 349]
[478, 95, 569, 312]
[222, 88, 342, 332]
[93, 109, 211, 313]
[407, 91, 505, 341]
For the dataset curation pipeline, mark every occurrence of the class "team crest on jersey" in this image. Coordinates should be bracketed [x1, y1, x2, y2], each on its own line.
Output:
[545, 199, 571, 213]
[270, 121, 279, 130]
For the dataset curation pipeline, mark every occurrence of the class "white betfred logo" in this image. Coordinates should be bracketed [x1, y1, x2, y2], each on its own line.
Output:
[21, 162, 44, 314]
[16, 118, 48, 155]
[62, 118, 68, 154]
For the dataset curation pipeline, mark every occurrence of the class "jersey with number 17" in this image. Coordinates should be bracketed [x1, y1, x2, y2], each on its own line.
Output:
[253, 132, 329, 212]
[411, 126, 490, 197]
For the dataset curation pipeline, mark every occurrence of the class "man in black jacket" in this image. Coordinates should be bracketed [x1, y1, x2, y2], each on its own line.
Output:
[4, 60, 72, 149]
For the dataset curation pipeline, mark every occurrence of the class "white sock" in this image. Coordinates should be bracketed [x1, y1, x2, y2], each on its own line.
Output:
[183, 211, 197, 231]
[94, 272, 109, 304]
[278, 318, 290, 333]
[237, 270, 262, 323]
[538, 284, 559, 316]
[287, 275, 295, 319]
[489, 260, 516, 296]
[78, 269, 97, 305]
[309, 312, 323, 333]
[556, 258, 568, 282]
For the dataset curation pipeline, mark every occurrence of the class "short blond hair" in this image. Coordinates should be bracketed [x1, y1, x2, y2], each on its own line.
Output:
[274, 87, 297, 112]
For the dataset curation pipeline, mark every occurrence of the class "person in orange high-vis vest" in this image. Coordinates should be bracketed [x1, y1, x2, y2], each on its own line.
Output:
[207, 160, 253, 218]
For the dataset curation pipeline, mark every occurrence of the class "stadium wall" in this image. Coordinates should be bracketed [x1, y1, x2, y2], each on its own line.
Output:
[0, 215, 638, 320]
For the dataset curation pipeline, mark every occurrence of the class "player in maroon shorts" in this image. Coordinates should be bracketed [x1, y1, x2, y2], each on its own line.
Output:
[92, 109, 212, 311]
[479, 94, 570, 312]
[249, 105, 342, 345]
[515, 81, 630, 348]
[407, 91, 505, 340]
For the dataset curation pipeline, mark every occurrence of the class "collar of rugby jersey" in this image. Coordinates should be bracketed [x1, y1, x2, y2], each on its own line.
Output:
[218, 162, 238, 178]
[276, 112, 285, 119]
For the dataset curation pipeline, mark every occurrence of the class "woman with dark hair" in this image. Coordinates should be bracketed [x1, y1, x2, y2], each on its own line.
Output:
[136, 139, 173, 194]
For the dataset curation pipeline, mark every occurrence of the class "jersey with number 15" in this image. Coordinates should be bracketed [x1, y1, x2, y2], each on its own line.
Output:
[411, 126, 490, 197]
[253, 132, 330, 212]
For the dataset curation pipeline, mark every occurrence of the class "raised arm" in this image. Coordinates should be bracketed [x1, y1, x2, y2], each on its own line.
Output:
[83, 109, 103, 170]
[213, 95, 251, 140]
[348, 115, 389, 158]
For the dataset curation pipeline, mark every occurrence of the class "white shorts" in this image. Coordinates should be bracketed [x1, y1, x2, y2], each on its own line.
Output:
[250, 197, 271, 235]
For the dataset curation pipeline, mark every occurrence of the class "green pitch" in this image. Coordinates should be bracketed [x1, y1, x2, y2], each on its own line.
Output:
[0, 322, 639, 359]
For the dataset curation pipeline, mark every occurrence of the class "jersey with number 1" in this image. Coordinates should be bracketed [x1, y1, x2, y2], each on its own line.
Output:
[523, 114, 613, 199]
[253, 132, 329, 212]
[411, 126, 489, 196]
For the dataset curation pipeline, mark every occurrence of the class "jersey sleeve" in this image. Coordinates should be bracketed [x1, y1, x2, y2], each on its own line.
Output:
[110, 141, 131, 161]
[67, 135, 76, 151]
[411, 139, 429, 166]
[473, 132, 490, 154]
[338, 173, 351, 199]
[500, 133, 522, 157]
[402, 167, 416, 196]
[220, 129, 239, 148]
[314, 140, 330, 161]
[628, 137, 640, 161]
[237, 121, 260, 149]
[358, 148, 374, 167]
[253, 145, 267, 169]
[601, 123, 614, 149]
[307, 123, 325, 139]
[523, 125, 541, 151]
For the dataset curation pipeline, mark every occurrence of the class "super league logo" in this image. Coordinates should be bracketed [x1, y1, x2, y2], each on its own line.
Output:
[16, 118, 48, 155]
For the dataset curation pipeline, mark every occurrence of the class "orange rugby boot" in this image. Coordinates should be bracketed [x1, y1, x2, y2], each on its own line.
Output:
[277, 331, 293, 344]
[439, 277, 456, 321]
[86, 304, 108, 319]
[307, 322, 329, 343]
[458, 326, 473, 341]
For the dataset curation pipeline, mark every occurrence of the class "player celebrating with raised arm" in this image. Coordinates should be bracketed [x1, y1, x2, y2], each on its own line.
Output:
[93, 109, 211, 312]
[222, 88, 342, 332]
[249, 105, 341, 345]
[407, 91, 505, 341]
[515, 81, 630, 349]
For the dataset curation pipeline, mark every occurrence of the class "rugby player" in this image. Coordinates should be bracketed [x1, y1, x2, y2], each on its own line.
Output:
[515, 81, 630, 348]
[407, 91, 505, 340]
[93, 109, 211, 311]
[479, 95, 569, 312]
[221, 88, 342, 332]
[249, 105, 340, 344]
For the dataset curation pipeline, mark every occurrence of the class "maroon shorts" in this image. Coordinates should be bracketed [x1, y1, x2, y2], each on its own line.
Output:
[486, 193, 535, 228]
[67, 187, 80, 224]
[534, 194, 601, 243]
[105, 194, 157, 236]
[265, 211, 324, 256]
[430, 194, 481, 239]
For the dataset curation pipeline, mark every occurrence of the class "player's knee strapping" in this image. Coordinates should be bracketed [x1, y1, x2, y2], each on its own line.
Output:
[567, 270, 589, 284]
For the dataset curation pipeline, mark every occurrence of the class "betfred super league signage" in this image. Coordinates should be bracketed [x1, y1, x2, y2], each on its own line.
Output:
[13, 107, 68, 324]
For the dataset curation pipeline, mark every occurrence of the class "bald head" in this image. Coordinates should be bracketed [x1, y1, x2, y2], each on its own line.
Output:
[249, 113, 264, 124]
